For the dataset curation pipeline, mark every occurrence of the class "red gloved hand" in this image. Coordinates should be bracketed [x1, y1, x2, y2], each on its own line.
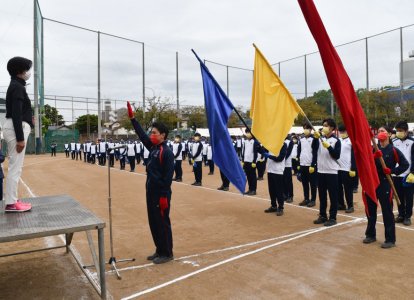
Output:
[127, 101, 135, 119]
[159, 197, 168, 216]
[374, 150, 383, 159]
[383, 167, 391, 175]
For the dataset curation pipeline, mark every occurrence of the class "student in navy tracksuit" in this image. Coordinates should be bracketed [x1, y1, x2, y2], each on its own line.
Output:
[242, 129, 260, 196]
[313, 118, 341, 227]
[297, 123, 318, 207]
[172, 135, 183, 182]
[191, 133, 203, 186]
[337, 125, 356, 213]
[364, 127, 409, 249]
[393, 121, 414, 226]
[283, 135, 294, 203]
[263, 143, 287, 216]
[128, 102, 175, 264]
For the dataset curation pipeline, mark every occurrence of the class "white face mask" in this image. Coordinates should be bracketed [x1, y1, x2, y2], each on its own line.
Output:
[22, 70, 31, 81]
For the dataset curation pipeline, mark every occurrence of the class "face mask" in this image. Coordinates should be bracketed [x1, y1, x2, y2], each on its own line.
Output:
[150, 134, 160, 145]
[396, 132, 405, 139]
[340, 133, 348, 139]
[246, 133, 252, 139]
[194, 137, 200, 142]
[22, 70, 31, 81]
[322, 126, 330, 135]
[303, 129, 310, 136]
[293, 139, 298, 144]
[174, 138, 179, 142]
[377, 132, 389, 142]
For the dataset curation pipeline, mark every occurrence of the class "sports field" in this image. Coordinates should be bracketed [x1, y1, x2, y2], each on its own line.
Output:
[1, 154, 414, 300]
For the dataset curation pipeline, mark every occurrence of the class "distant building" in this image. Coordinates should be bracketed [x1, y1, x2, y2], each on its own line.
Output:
[401, 50, 414, 87]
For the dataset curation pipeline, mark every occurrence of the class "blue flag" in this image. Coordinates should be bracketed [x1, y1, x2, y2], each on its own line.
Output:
[192, 50, 247, 194]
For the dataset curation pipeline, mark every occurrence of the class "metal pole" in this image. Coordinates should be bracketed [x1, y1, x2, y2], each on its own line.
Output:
[304, 55, 308, 100]
[87, 98, 90, 139]
[33, 0, 40, 154]
[176, 51, 180, 129]
[98, 31, 102, 139]
[400, 27, 404, 103]
[97, 228, 106, 300]
[40, 13, 44, 146]
[365, 37, 370, 115]
[226, 66, 229, 97]
[278, 62, 281, 77]
[142, 43, 145, 119]
[54, 95, 57, 125]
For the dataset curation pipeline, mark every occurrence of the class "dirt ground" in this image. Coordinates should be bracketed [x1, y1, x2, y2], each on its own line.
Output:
[1, 154, 414, 300]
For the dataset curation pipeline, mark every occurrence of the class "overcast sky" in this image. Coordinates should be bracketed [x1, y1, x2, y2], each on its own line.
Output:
[1, 0, 414, 123]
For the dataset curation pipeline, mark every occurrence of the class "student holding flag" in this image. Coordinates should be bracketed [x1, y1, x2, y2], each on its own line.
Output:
[242, 129, 260, 196]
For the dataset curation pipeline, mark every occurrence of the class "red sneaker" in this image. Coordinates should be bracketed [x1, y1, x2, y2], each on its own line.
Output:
[5, 202, 32, 212]
[17, 199, 31, 206]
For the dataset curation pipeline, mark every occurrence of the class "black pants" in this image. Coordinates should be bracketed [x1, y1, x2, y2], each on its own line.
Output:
[268, 173, 285, 209]
[338, 170, 354, 209]
[193, 161, 202, 183]
[128, 156, 136, 171]
[244, 162, 257, 192]
[120, 156, 126, 169]
[0, 178, 3, 201]
[146, 190, 173, 257]
[65, 150, 70, 158]
[365, 180, 395, 243]
[220, 170, 229, 187]
[84, 152, 87, 162]
[136, 154, 141, 165]
[71, 151, 76, 160]
[353, 170, 359, 190]
[174, 160, 182, 179]
[203, 155, 208, 166]
[292, 159, 299, 175]
[99, 153, 106, 165]
[237, 148, 242, 159]
[318, 173, 338, 220]
[283, 167, 293, 199]
[394, 176, 414, 219]
[51, 148, 56, 156]
[76, 151, 81, 160]
[257, 160, 266, 179]
[208, 160, 214, 174]
[182, 151, 187, 160]
[90, 154, 96, 164]
[300, 166, 318, 201]
[109, 154, 115, 167]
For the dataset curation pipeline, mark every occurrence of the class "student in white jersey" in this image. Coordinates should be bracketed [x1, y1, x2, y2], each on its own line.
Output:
[242, 129, 260, 196]
[393, 121, 414, 226]
[283, 135, 295, 203]
[172, 135, 183, 182]
[206, 140, 214, 175]
[337, 125, 356, 213]
[190, 133, 203, 186]
[313, 118, 341, 227]
[127, 140, 137, 172]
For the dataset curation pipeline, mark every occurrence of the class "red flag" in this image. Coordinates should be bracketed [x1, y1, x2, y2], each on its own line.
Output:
[298, 0, 379, 206]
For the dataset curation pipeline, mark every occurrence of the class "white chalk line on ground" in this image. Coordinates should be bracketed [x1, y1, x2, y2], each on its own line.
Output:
[121, 218, 364, 300]
[19, 177, 113, 300]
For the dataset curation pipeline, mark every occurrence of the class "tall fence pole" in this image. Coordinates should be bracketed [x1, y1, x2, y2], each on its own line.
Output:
[176, 51, 180, 129]
[87, 98, 90, 138]
[278, 62, 281, 77]
[365, 37, 370, 115]
[304, 55, 308, 100]
[142, 43, 146, 118]
[226, 66, 229, 97]
[400, 27, 404, 104]
[33, 0, 40, 154]
[97, 31, 102, 139]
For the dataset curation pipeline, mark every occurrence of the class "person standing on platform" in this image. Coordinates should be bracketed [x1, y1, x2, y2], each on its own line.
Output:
[242, 129, 259, 196]
[297, 124, 318, 207]
[217, 170, 230, 191]
[337, 125, 356, 213]
[127, 140, 137, 172]
[172, 135, 183, 182]
[70, 140, 76, 160]
[50, 140, 57, 157]
[263, 143, 287, 216]
[191, 133, 203, 186]
[64, 142, 70, 158]
[283, 135, 294, 203]
[364, 127, 408, 248]
[90, 141, 97, 164]
[3, 56, 34, 212]
[128, 101, 174, 264]
[393, 121, 414, 226]
[206, 141, 214, 175]
[313, 118, 341, 227]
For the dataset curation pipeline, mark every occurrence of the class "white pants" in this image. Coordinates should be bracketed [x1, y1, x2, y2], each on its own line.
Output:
[3, 119, 31, 205]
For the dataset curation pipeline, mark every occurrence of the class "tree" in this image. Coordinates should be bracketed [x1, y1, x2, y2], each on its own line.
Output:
[43, 104, 65, 126]
[75, 114, 98, 134]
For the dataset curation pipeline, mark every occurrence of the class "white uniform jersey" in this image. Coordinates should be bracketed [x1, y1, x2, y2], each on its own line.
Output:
[192, 142, 203, 161]
[143, 146, 150, 159]
[64, 143, 69, 150]
[207, 145, 213, 160]
[242, 139, 256, 163]
[135, 142, 142, 154]
[202, 143, 208, 155]
[99, 142, 106, 153]
[291, 143, 298, 159]
[266, 151, 286, 175]
[317, 136, 341, 174]
[173, 142, 183, 160]
[107, 142, 115, 154]
[90, 144, 97, 155]
[70, 142, 76, 151]
[76, 143, 81, 151]
[236, 139, 242, 148]
[119, 145, 127, 156]
[392, 137, 414, 177]
[86, 142, 91, 152]
[127, 144, 136, 156]
[284, 140, 293, 168]
[338, 137, 352, 171]
[299, 136, 314, 166]
[181, 142, 186, 153]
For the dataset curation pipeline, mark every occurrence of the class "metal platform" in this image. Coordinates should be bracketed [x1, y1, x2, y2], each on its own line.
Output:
[0, 195, 107, 299]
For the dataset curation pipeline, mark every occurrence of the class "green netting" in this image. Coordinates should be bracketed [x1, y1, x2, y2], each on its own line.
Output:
[44, 129, 79, 152]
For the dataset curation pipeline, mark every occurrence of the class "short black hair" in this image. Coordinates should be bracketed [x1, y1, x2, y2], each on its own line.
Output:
[323, 118, 337, 130]
[395, 121, 409, 131]
[303, 123, 312, 130]
[152, 122, 169, 139]
[338, 124, 346, 132]
[194, 133, 201, 137]
[245, 128, 251, 133]
[7, 57, 32, 76]
[379, 125, 392, 133]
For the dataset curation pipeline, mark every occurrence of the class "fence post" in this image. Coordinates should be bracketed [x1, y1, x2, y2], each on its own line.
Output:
[97, 31, 102, 139]
[142, 43, 146, 118]
[304, 55, 308, 100]
[176, 51, 180, 129]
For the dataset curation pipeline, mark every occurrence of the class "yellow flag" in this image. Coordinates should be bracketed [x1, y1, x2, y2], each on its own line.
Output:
[250, 44, 305, 155]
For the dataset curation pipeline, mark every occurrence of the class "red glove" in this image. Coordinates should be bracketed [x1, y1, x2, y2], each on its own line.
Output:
[127, 101, 135, 119]
[374, 150, 383, 159]
[159, 197, 168, 216]
[383, 167, 391, 175]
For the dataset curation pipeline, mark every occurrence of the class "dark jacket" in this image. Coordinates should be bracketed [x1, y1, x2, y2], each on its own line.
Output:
[376, 143, 409, 181]
[6, 77, 34, 141]
[131, 119, 174, 197]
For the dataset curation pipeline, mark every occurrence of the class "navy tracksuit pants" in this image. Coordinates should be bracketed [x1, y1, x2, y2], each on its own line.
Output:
[318, 173, 338, 220]
[394, 176, 414, 219]
[301, 166, 318, 202]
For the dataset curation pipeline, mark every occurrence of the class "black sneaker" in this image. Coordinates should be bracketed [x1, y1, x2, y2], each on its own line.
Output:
[257, 177, 264, 181]
[299, 200, 310, 206]
[264, 206, 277, 213]
[345, 207, 354, 213]
[395, 216, 404, 223]
[338, 204, 346, 211]
[153, 255, 174, 264]
[208, 172, 214, 175]
[243, 191, 250, 195]
[191, 182, 201, 186]
[353, 188, 358, 193]
[313, 216, 327, 224]
[247, 191, 256, 196]
[363, 237, 376, 244]
[147, 253, 159, 261]
[324, 219, 337, 227]
[222, 186, 229, 191]
[381, 242, 395, 249]
[285, 197, 293, 203]
[276, 208, 284, 216]
[176, 178, 182, 182]
[307, 201, 316, 207]
[403, 218, 411, 226]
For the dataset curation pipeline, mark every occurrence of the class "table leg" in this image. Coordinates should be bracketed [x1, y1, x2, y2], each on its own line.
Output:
[98, 228, 106, 299]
